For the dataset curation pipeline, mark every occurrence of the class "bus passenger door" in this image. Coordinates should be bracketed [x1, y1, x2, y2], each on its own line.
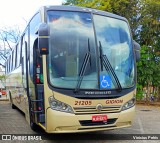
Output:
[31, 46, 45, 126]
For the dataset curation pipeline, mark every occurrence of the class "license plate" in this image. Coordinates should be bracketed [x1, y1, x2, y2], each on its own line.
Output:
[92, 115, 108, 122]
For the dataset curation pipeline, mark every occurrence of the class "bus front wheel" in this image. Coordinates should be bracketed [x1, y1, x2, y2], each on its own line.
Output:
[30, 115, 39, 131]
[29, 101, 40, 131]
[30, 121, 39, 131]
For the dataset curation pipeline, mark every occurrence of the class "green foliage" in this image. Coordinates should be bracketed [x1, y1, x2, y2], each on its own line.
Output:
[137, 45, 154, 86]
[64, 0, 140, 37]
[139, 0, 160, 46]
[136, 83, 143, 100]
[0, 75, 5, 80]
[137, 45, 160, 100]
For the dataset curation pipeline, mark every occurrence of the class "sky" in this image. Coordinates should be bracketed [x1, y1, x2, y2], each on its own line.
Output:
[0, 0, 64, 29]
[0, 0, 64, 68]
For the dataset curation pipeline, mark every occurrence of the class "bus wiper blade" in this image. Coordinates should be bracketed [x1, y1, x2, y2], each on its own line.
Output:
[102, 55, 122, 92]
[99, 41, 103, 71]
[88, 38, 92, 68]
[74, 52, 91, 93]
[99, 41, 122, 92]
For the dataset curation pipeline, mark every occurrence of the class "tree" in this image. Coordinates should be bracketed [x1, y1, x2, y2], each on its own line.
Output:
[137, 45, 155, 101]
[64, 0, 140, 38]
[0, 25, 21, 67]
[138, 0, 160, 46]
[137, 0, 160, 101]
[0, 75, 5, 80]
[0, 25, 21, 49]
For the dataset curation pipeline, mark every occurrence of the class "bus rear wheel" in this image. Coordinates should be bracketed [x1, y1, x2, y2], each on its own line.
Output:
[11, 103, 16, 109]
[9, 93, 16, 109]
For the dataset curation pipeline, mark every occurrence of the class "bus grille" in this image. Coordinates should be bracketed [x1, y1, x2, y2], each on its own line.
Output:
[79, 118, 117, 126]
[73, 106, 121, 115]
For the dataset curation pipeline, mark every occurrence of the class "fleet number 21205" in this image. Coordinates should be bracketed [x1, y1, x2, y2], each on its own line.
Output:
[75, 101, 92, 105]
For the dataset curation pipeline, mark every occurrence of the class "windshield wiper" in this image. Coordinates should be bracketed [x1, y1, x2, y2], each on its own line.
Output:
[88, 38, 92, 68]
[74, 39, 92, 93]
[99, 41, 122, 92]
[74, 52, 91, 93]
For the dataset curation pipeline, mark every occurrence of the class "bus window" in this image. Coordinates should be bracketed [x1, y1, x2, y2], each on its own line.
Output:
[29, 13, 41, 81]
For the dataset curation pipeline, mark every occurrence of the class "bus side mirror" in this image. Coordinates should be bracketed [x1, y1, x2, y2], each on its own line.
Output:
[133, 41, 141, 62]
[38, 23, 49, 55]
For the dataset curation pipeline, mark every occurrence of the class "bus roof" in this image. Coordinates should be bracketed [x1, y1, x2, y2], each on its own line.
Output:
[40, 5, 127, 21]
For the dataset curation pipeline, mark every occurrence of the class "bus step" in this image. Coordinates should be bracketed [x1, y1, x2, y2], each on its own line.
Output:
[31, 110, 44, 113]
[39, 114, 45, 123]
[31, 99, 43, 102]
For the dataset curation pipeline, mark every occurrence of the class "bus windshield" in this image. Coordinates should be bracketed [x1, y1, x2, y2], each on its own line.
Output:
[47, 11, 134, 90]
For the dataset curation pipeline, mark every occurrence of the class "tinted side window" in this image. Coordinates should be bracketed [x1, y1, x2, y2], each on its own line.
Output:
[15, 44, 18, 68]
[12, 50, 16, 70]
[16, 44, 21, 67]
[29, 13, 41, 80]
[5, 60, 8, 74]
[10, 54, 12, 72]
[8, 55, 10, 73]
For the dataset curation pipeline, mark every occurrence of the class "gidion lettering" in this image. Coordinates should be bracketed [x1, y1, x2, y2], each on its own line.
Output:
[106, 99, 123, 104]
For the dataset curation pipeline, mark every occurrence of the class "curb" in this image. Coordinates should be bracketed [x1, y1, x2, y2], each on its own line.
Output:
[136, 101, 160, 106]
[0, 99, 9, 101]
[0, 97, 9, 101]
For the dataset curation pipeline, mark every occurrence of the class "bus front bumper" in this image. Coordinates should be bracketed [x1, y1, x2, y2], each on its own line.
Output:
[46, 106, 135, 133]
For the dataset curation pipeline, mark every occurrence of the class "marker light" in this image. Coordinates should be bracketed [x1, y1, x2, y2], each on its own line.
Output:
[41, 47, 47, 51]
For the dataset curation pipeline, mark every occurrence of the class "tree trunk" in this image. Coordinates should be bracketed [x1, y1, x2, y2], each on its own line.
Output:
[157, 87, 160, 101]
[146, 82, 151, 103]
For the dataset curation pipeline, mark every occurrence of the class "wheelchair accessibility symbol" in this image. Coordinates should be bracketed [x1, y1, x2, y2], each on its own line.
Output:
[100, 75, 111, 89]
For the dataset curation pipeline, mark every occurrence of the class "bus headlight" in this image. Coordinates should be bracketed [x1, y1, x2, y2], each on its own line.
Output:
[49, 96, 74, 114]
[121, 97, 136, 111]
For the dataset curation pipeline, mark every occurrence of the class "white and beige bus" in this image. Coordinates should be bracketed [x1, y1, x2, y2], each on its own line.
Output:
[5, 5, 140, 133]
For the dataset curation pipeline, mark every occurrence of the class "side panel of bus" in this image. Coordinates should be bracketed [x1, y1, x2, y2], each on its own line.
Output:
[7, 30, 29, 114]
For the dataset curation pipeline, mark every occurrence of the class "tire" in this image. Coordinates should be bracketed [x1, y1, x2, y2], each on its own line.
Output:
[11, 102, 16, 109]
[29, 98, 40, 131]
[9, 92, 16, 109]
[30, 117, 39, 131]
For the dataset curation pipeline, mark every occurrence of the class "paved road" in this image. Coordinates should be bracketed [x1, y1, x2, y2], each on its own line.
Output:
[0, 101, 160, 143]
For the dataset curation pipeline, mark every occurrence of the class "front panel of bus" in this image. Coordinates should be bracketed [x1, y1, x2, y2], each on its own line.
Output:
[42, 8, 136, 133]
